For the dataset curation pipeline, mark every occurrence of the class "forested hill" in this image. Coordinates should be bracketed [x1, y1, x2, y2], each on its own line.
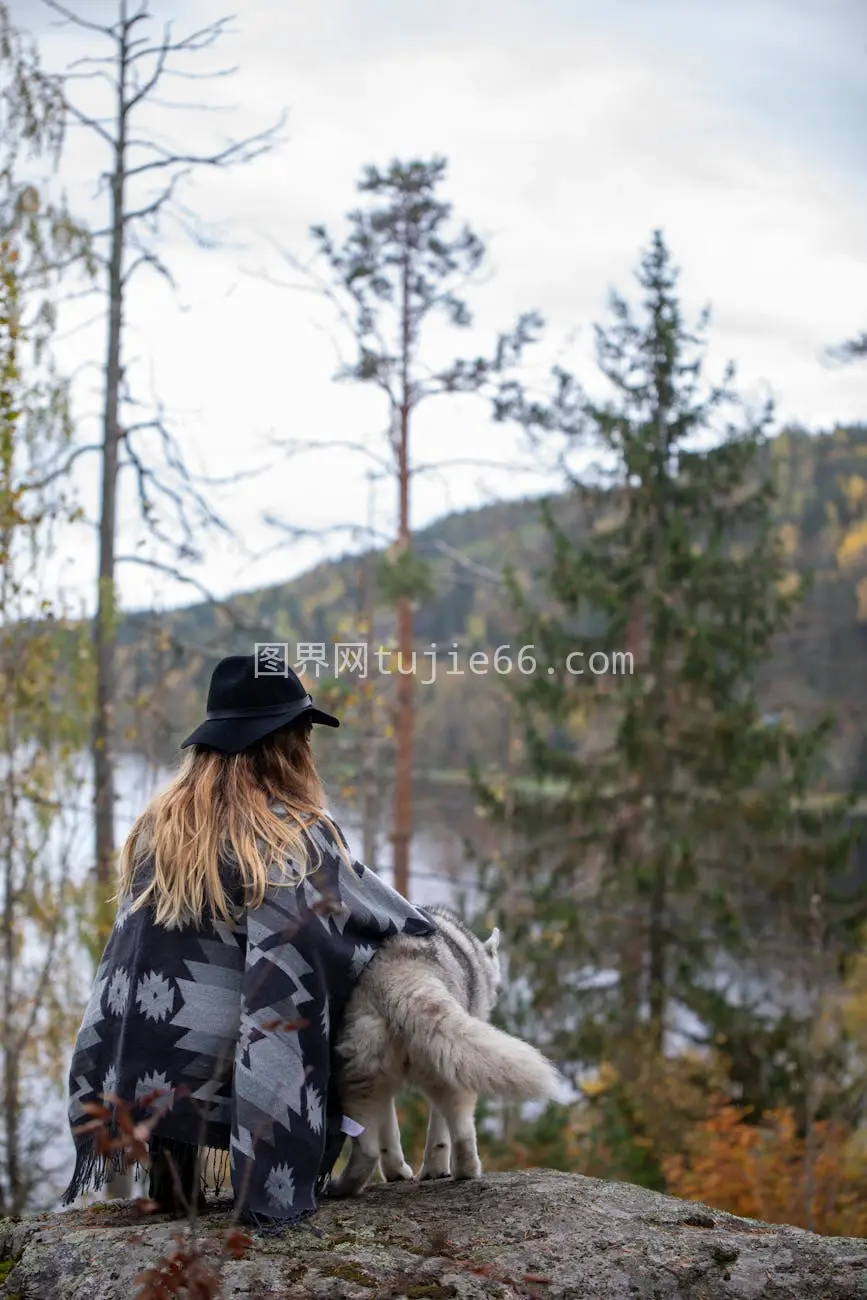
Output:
[116, 423, 867, 785]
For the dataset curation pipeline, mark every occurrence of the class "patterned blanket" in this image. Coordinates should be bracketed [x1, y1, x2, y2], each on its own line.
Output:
[60, 817, 437, 1232]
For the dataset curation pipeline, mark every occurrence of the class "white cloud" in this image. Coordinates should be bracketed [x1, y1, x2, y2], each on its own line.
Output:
[9, 0, 866, 612]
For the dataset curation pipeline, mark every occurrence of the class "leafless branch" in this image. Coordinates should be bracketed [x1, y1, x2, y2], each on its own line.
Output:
[121, 419, 229, 560]
[271, 434, 393, 475]
[66, 54, 118, 71]
[254, 514, 392, 561]
[53, 309, 108, 344]
[41, 0, 117, 37]
[23, 442, 101, 493]
[63, 70, 118, 91]
[116, 553, 228, 606]
[125, 17, 235, 62]
[124, 416, 269, 488]
[430, 538, 505, 586]
[413, 455, 547, 477]
[122, 167, 191, 225]
[124, 112, 287, 178]
[145, 95, 238, 113]
[61, 98, 115, 147]
[122, 245, 176, 290]
[126, 24, 173, 111]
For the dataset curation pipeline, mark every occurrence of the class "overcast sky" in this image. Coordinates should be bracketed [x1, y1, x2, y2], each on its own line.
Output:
[11, 0, 867, 615]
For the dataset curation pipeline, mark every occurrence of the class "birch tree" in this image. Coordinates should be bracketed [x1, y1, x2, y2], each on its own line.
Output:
[0, 8, 95, 1209]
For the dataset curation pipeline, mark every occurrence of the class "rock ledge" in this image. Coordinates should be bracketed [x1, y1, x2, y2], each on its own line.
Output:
[1, 1169, 865, 1299]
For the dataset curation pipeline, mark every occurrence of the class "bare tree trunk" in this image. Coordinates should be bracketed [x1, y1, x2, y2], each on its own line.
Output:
[359, 476, 379, 867]
[93, 13, 128, 949]
[98, 14, 130, 1200]
[391, 246, 413, 898]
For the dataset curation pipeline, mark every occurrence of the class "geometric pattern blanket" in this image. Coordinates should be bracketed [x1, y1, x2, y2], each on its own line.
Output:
[60, 816, 437, 1233]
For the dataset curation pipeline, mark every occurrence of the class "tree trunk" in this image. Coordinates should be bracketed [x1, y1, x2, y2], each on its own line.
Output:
[98, 10, 132, 1202]
[390, 244, 413, 899]
[647, 858, 667, 1053]
[92, 22, 127, 950]
[358, 482, 379, 867]
[392, 594, 413, 894]
[615, 599, 645, 1078]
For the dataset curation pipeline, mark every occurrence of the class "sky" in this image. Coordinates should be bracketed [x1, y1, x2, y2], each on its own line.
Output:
[9, 0, 867, 615]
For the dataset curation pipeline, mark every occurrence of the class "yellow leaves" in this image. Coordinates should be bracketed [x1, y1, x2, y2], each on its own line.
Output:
[775, 571, 801, 597]
[580, 1061, 619, 1099]
[837, 520, 867, 569]
[777, 522, 799, 556]
[466, 611, 486, 644]
[857, 577, 867, 623]
[841, 474, 867, 511]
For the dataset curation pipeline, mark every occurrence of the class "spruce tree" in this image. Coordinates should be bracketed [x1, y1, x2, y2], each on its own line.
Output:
[477, 231, 861, 1103]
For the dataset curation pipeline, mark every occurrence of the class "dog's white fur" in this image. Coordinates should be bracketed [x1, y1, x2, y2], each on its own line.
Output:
[329, 904, 565, 1196]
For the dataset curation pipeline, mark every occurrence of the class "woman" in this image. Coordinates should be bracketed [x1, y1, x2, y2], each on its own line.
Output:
[60, 652, 436, 1234]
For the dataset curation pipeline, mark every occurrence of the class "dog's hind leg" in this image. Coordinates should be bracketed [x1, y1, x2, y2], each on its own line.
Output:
[327, 1090, 390, 1197]
[418, 1103, 451, 1180]
[379, 1097, 414, 1182]
[428, 1088, 482, 1180]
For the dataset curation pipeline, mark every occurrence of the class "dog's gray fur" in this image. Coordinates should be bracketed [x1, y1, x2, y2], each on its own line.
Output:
[330, 904, 565, 1196]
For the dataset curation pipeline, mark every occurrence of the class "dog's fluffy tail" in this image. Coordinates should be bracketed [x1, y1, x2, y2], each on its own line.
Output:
[378, 974, 566, 1101]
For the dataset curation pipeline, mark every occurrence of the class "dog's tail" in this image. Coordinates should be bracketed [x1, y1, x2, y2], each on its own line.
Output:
[377, 973, 567, 1101]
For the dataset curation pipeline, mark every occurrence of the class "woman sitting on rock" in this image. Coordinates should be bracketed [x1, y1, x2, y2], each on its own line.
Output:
[60, 651, 436, 1235]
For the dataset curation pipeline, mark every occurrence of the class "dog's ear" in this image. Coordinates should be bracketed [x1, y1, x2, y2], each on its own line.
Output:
[483, 927, 500, 956]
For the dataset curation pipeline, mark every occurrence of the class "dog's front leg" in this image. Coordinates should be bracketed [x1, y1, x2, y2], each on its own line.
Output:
[430, 1088, 482, 1180]
[418, 1103, 451, 1180]
[379, 1097, 414, 1182]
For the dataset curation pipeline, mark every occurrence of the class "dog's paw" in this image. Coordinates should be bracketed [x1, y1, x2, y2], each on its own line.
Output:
[383, 1160, 415, 1182]
[325, 1176, 365, 1199]
[451, 1143, 482, 1180]
[418, 1164, 451, 1181]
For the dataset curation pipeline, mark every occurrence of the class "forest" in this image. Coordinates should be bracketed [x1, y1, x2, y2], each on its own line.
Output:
[1, 0, 866, 1277]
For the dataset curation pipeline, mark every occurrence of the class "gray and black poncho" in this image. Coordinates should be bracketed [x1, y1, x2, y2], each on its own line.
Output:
[60, 816, 436, 1232]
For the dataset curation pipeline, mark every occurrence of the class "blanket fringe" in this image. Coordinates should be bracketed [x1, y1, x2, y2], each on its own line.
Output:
[60, 1137, 145, 1206]
[60, 1134, 230, 1207]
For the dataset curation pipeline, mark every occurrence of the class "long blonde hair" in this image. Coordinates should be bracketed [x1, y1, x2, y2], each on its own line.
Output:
[118, 722, 340, 928]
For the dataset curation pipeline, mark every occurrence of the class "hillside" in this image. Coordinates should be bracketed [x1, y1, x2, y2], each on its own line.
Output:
[114, 423, 867, 788]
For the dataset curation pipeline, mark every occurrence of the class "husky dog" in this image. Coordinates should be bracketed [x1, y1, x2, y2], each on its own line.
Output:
[329, 904, 565, 1197]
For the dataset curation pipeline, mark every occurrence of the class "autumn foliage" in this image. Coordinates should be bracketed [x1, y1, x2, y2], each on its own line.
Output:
[662, 1098, 867, 1238]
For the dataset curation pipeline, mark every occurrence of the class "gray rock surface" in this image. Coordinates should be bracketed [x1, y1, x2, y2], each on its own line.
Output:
[1, 1169, 865, 1299]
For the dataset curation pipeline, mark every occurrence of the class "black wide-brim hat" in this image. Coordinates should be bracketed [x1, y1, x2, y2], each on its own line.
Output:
[181, 652, 339, 756]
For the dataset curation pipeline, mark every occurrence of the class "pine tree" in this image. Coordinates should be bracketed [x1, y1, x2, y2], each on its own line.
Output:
[477, 231, 862, 1102]
[309, 156, 540, 894]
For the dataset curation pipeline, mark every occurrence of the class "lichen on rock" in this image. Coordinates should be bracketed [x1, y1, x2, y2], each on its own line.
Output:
[0, 1169, 865, 1299]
